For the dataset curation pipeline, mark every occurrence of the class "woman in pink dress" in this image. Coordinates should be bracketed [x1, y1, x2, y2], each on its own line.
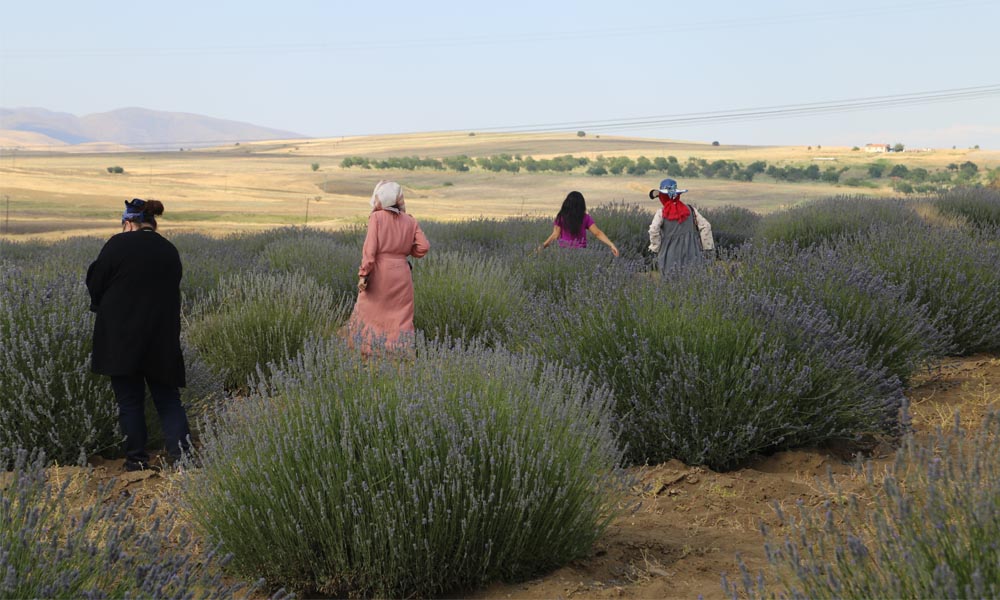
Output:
[345, 180, 430, 353]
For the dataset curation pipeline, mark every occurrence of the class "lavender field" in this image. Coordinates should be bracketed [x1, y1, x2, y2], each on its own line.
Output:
[2, 188, 999, 598]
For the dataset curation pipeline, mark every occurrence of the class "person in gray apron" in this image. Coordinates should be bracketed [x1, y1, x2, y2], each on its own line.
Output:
[647, 178, 714, 276]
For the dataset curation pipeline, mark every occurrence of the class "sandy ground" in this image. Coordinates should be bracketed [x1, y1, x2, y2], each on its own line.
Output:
[44, 353, 996, 599]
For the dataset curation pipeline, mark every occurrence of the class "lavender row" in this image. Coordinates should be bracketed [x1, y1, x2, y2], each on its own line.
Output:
[182, 337, 625, 597]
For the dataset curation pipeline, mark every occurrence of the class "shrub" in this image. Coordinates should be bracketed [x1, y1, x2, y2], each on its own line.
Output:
[0, 270, 118, 466]
[257, 231, 361, 299]
[183, 338, 625, 598]
[527, 269, 905, 469]
[842, 222, 1000, 354]
[171, 232, 261, 310]
[419, 216, 545, 254]
[510, 246, 636, 304]
[755, 196, 921, 247]
[1, 448, 245, 597]
[735, 243, 950, 385]
[729, 412, 1000, 599]
[413, 251, 526, 344]
[186, 270, 348, 391]
[932, 187, 1000, 228]
[698, 205, 761, 249]
[589, 202, 654, 260]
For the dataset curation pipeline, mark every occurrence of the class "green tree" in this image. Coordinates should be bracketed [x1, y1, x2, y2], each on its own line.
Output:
[892, 143, 905, 152]
[577, 130, 586, 137]
[310, 163, 320, 172]
[888, 164, 909, 178]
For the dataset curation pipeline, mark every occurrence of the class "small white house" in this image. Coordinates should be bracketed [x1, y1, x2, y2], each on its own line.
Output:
[864, 143, 890, 153]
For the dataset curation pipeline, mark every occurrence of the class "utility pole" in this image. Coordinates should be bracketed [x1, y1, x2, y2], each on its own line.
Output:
[304, 196, 310, 228]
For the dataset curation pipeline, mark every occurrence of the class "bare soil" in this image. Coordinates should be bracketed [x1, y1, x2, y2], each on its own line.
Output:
[54, 354, 999, 599]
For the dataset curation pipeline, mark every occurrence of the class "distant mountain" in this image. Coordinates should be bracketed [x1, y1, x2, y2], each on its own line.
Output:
[0, 107, 305, 149]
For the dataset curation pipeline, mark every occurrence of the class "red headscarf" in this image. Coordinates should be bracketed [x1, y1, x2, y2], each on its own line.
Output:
[658, 192, 691, 223]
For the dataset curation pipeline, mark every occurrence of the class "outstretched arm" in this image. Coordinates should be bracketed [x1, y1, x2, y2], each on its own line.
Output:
[539, 225, 561, 251]
[588, 224, 619, 257]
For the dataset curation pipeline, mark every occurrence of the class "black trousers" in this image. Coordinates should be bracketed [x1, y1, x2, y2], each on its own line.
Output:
[111, 374, 192, 464]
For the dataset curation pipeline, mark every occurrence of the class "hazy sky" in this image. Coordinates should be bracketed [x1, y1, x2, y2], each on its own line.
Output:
[2, 0, 999, 148]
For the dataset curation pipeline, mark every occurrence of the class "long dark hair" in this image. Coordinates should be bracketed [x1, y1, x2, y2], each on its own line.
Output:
[556, 191, 587, 237]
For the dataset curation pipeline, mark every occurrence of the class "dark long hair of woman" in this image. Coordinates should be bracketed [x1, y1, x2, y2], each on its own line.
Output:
[556, 191, 586, 237]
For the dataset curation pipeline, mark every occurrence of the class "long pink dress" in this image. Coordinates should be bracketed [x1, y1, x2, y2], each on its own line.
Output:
[346, 209, 430, 352]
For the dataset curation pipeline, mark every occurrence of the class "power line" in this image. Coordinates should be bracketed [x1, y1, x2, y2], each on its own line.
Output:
[2, 84, 997, 151]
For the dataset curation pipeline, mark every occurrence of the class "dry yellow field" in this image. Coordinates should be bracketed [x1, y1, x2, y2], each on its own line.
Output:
[1, 131, 996, 240]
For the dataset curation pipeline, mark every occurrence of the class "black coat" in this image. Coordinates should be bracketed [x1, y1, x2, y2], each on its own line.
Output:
[86, 229, 185, 387]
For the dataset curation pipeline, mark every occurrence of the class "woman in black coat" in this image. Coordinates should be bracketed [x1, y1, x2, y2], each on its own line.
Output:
[87, 198, 191, 471]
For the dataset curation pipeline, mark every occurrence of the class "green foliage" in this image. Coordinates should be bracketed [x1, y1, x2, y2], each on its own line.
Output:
[184, 338, 624, 598]
[257, 231, 361, 298]
[0, 270, 117, 466]
[698, 205, 761, 249]
[527, 270, 904, 469]
[105, 166, 124, 174]
[310, 162, 320, 171]
[755, 196, 921, 247]
[934, 188, 1000, 227]
[186, 270, 349, 391]
[413, 251, 525, 344]
[842, 221, 1000, 354]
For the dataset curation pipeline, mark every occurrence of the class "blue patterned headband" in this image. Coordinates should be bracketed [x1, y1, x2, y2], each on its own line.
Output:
[122, 198, 147, 222]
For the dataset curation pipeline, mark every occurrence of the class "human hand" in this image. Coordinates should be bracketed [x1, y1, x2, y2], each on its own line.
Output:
[358, 276, 368, 292]
[610, 245, 620, 257]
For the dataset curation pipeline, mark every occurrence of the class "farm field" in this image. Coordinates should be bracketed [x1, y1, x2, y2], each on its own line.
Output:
[2, 135, 1000, 598]
[66, 354, 998, 599]
[2, 131, 996, 240]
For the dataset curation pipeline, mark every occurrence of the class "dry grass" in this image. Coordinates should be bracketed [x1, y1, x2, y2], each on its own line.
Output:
[1, 132, 996, 240]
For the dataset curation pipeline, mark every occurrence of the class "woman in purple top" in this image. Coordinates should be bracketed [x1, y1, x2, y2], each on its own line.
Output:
[539, 191, 619, 256]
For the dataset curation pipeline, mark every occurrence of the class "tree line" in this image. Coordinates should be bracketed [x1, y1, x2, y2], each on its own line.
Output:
[339, 154, 995, 192]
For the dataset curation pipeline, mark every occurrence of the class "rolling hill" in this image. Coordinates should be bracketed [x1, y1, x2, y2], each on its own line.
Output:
[0, 107, 305, 150]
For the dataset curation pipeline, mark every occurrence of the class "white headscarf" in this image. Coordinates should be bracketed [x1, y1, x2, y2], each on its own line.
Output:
[370, 180, 403, 214]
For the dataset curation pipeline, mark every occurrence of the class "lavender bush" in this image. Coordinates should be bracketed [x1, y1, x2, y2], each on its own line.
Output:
[257, 231, 362, 299]
[525, 269, 905, 469]
[932, 186, 1000, 228]
[171, 232, 261, 310]
[186, 270, 349, 391]
[420, 215, 545, 254]
[589, 201, 658, 260]
[842, 222, 1000, 354]
[755, 196, 921, 247]
[1, 448, 248, 598]
[735, 242, 950, 384]
[184, 337, 625, 597]
[413, 251, 526, 343]
[699, 205, 762, 249]
[726, 411, 1000, 599]
[0, 268, 118, 466]
[510, 246, 639, 304]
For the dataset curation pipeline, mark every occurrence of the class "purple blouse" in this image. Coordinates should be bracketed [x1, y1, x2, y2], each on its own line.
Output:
[555, 213, 595, 248]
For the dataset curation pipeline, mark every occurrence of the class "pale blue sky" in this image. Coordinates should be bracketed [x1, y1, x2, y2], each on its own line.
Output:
[2, 0, 999, 148]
